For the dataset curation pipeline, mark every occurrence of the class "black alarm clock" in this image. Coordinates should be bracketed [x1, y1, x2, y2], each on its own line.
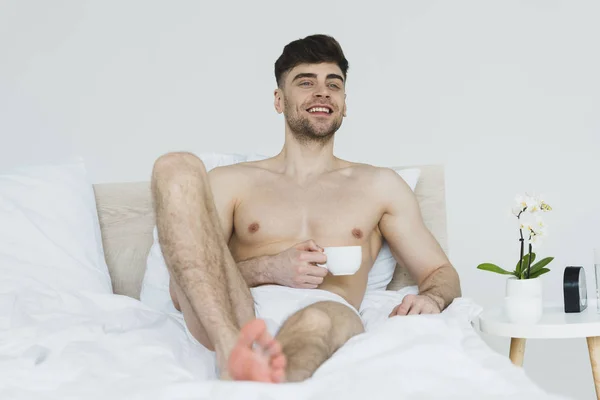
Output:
[563, 266, 588, 313]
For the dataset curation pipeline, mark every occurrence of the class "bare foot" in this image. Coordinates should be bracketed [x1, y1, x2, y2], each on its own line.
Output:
[228, 319, 286, 383]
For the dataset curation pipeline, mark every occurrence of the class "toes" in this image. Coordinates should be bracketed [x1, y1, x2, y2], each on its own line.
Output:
[255, 327, 275, 349]
[238, 319, 268, 347]
[265, 339, 282, 356]
[270, 353, 286, 369]
[271, 367, 286, 383]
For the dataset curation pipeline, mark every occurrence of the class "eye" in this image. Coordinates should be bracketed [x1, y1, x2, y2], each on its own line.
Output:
[328, 83, 341, 90]
[299, 81, 312, 87]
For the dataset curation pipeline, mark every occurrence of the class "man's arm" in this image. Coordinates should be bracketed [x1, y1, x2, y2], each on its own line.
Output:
[376, 168, 461, 314]
[236, 240, 327, 288]
[209, 167, 327, 289]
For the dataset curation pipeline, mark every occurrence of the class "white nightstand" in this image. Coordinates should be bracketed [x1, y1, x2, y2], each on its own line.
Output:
[477, 300, 600, 399]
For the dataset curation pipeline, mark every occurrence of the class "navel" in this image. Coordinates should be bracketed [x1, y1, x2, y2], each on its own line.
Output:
[351, 228, 363, 239]
[248, 222, 260, 234]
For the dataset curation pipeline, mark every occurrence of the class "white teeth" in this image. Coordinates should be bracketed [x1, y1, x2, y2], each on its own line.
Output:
[308, 107, 330, 113]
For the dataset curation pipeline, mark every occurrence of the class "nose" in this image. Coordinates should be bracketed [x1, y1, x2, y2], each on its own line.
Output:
[314, 82, 331, 99]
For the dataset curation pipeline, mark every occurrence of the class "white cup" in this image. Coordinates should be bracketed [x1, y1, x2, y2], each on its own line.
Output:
[320, 246, 362, 276]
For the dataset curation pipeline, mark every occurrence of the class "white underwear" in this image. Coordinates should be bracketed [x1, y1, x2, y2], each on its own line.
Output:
[181, 284, 360, 349]
[251, 285, 361, 337]
[175, 285, 417, 379]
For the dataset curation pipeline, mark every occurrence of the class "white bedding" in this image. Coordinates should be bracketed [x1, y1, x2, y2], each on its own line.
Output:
[0, 283, 570, 400]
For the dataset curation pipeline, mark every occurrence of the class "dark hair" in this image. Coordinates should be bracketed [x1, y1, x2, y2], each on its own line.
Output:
[274, 34, 349, 88]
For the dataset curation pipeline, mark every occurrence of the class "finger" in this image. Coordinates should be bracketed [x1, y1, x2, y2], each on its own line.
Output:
[302, 275, 324, 285]
[395, 299, 413, 316]
[304, 265, 329, 277]
[420, 304, 435, 314]
[299, 251, 327, 264]
[408, 301, 423, 315]
[388, 304, 401, 317]
[429, 303, 442, 314]
[296, 240, 323, 252]
[298, 284, 319, 289]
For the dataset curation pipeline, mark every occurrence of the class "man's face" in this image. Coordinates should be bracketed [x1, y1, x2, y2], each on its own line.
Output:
[275, 63, 347, 144]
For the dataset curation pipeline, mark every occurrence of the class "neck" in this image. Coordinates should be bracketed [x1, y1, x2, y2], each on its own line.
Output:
[273, 129, 337, 182]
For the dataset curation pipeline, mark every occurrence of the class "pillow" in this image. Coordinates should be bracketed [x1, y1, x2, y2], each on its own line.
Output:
[140, 157, 420, 313]
[367, 167, 420, 291]
[0, 158, 112, 295]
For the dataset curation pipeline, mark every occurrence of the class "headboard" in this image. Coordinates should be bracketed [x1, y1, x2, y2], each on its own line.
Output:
[93, 165, 448, 299]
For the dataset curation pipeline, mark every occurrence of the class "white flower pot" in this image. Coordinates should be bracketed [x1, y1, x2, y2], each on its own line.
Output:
[504, 277, 543, 324]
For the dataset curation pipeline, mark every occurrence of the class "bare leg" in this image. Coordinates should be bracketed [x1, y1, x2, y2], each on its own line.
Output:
[228, 300, 364, 382]
[151, 152, 256, 373]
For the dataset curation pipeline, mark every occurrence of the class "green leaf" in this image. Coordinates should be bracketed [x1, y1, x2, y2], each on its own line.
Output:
[529, 268, 550, 278]
[477, 263, 514, 275]
[529, 257, 554, 276]
[516, 253, 536, 276]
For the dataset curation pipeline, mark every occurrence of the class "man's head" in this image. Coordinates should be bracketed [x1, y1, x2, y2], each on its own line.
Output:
[274, 35, 349, 145]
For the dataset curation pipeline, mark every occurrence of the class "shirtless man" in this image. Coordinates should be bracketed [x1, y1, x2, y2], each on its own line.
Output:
[151, 34, 461, 383]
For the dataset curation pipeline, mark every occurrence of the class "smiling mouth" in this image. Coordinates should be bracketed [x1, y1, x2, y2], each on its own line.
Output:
[306, 106, 333, 116]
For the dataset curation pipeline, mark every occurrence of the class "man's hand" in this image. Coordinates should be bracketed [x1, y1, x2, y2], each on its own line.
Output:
[271, 240, 328, 289]
[388, 294, 442, 317]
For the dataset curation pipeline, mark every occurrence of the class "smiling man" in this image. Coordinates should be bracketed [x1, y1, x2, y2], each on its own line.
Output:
[151, 34, 461, 383]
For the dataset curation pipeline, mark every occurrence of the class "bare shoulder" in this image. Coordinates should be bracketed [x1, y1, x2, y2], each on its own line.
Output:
[341, 162, 415, 207]
[343, 162, 412, 191]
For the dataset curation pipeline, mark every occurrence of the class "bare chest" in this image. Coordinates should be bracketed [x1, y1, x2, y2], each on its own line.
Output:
[231, 180, 382, 253]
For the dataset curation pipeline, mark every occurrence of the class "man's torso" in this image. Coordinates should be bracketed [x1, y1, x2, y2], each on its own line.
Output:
[216, 159, 390, 309]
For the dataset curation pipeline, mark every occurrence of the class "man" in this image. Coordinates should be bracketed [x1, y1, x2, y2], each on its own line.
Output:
[151, 34, 461, 383]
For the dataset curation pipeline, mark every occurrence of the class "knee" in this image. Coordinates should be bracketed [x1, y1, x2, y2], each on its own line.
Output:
[296, 305, 332, 332]
[152, 152, 207, 182]
[311, 301, 364, 337]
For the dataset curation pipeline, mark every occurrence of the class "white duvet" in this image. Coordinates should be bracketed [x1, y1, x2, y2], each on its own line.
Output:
[0, 285, 568, 400]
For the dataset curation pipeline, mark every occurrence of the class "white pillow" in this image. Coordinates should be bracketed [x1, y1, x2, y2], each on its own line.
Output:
[367, 166, 420, 291]
[140, 156, 420, 313]
[0, 158, 112, 295]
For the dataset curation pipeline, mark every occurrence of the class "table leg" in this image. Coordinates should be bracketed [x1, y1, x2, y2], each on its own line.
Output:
[509, 338, 526, 366]
[587, 336, 600, 400]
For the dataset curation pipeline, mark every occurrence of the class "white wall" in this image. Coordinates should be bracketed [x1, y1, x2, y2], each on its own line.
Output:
[1, 1, 599, 398]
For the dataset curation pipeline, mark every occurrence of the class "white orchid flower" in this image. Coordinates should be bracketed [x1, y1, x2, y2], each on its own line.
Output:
[515, 194, 524, 204]
[535, 215, 545, 230]
[530, 234, 544, 248]
[540, 199, 552, 212]
[524, 194, 540, 213]
[513, 195, 528, 217]
[512, 205, 524, 217]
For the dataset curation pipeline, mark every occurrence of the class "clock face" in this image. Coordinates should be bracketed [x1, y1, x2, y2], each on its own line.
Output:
[580, 271, 588, 307]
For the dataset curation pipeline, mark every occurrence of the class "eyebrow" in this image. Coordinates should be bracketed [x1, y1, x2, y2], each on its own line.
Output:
[292, 73, 345, 83]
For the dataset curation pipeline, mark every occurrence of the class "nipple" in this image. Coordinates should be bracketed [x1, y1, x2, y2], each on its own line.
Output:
[351, 228, 363, 239]
[248, 222, 260, 234]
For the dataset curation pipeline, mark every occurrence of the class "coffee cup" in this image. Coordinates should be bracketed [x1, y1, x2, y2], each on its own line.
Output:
[319, 246, 362, 276]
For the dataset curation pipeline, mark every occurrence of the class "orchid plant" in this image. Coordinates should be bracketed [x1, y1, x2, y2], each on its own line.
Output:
[477, 194, 554, 279]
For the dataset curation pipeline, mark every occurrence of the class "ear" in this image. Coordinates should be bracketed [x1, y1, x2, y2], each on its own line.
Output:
[343, 94, 347, 117]
[274, 88, 284, 114]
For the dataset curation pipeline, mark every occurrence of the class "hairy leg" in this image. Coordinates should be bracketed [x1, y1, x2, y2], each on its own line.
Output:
[152, 152, 255, 371]
[277, 301, 364, 381]
[229, 300, 365, 382]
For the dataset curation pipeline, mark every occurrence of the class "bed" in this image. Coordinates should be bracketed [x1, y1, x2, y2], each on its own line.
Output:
[0, 161, 568, 399]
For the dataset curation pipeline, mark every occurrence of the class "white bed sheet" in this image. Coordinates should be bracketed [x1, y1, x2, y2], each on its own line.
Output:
[0, 284, 569, 400]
